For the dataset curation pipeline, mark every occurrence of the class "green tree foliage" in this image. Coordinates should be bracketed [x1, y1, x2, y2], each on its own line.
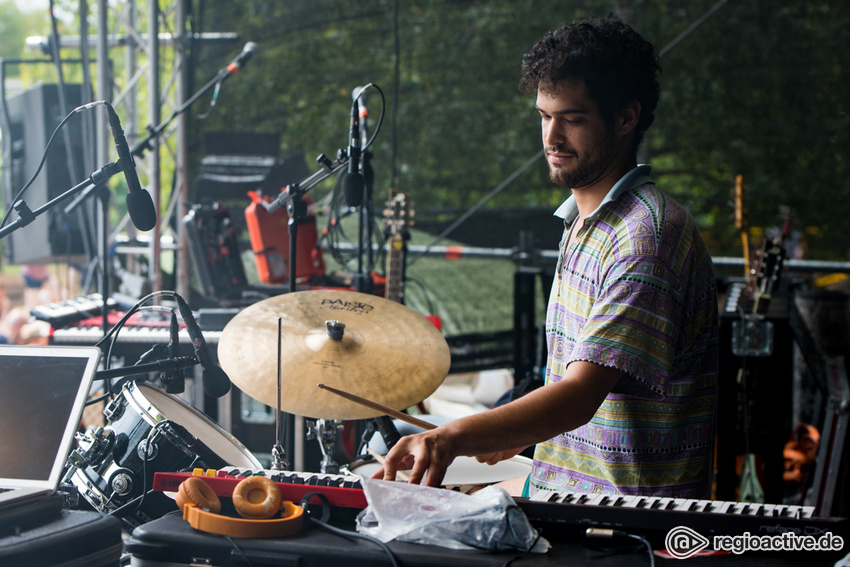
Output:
[0, 2, 47, 63]
[190, 0, 847, 260]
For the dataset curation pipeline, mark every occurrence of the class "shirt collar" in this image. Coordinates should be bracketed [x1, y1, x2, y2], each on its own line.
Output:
[553, 164, 653, 221]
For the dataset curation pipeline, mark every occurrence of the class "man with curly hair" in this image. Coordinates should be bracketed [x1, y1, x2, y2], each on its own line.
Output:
[379, 15, 718, 498]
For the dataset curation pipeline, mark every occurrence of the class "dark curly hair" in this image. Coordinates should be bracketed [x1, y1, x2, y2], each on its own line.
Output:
[519, 15, 661, 151]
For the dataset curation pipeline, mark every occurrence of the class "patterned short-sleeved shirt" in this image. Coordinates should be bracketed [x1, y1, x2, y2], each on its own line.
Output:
[530, 166, 718, 498]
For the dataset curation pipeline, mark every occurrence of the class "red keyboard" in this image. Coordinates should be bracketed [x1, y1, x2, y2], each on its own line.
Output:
[153, 467, 368, 510]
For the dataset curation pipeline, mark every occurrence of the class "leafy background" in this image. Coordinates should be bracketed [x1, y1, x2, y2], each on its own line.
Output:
[1, 0, 848, 334]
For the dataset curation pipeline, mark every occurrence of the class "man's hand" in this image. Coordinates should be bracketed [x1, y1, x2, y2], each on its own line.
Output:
[370, 427, 456, 487]
[369, 360, 622, 486]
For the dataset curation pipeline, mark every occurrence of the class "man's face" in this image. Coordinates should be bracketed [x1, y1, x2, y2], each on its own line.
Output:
[536, 80, 618, 191]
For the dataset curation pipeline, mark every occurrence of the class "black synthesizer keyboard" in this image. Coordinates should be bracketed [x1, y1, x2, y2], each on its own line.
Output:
[515, 489, 847, 545]
[31, 294, 118, 328]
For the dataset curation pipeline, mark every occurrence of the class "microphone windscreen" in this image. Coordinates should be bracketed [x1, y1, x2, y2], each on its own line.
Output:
[126, 189, 157, 231]
[342, 173, 365, 207]
[203, 366, 232, 398]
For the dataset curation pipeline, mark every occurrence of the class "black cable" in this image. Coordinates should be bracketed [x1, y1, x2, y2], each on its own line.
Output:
[299, 491, 401, 567]
[224, 535, 254, 567]
[126, 419, 172, 521]
[104, 304, 173, 372]
[0, 101, 107, 229]
[310, 518, 401, 567]
[315, 83, 389, 272]
[94, 290, 176, 350]
[106, 424, 168, 520]
[584, 529, 655, 567]
[499, 530, 545, 566]
[353, 83, 385, 155]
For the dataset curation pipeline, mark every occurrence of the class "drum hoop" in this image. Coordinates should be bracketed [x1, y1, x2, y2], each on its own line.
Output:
[121, 382, 167, 428]
[125, 382, 261, 469]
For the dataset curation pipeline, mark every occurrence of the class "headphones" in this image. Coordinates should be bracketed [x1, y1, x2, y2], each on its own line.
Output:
[176, 475, 304, 538]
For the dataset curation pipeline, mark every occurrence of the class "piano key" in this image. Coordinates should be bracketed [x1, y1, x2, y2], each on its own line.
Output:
[560, 492, 578, 504]
[584, 494, 608, 506]
[623, 496, 646, 509]
[647, 497, 663, 509]
[529, 490, 558, 503]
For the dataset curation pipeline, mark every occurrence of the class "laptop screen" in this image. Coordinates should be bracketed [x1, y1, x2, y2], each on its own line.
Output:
[0, 345, 100, 487]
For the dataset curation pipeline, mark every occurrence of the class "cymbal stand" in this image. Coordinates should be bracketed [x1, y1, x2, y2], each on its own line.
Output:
[267, 154, 348, 472]
[306, 419, 344, 474]
[271, 317, 291, 470]
[306, 320, 347, 474]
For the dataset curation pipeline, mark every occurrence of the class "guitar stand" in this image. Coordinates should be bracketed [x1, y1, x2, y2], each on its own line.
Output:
[808, 356, 849, 516]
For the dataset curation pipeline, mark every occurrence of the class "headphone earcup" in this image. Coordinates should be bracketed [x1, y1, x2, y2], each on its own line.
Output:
[232, 476, 283, 519]
[176, 476, 222, 514]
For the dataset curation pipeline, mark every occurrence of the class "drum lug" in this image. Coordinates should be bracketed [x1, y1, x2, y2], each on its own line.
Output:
[137, 438, 159, 461]
[104, 396, 125, 422]
[109, 469, 135, 497]
[68, 427, 114, 469]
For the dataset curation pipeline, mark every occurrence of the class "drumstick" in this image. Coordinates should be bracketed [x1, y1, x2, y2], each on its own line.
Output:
[367, 448, 411, 481]
[316, 383, 437, 431]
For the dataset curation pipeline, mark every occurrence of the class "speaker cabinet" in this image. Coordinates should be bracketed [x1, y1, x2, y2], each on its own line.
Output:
[2, 84, 89, 264]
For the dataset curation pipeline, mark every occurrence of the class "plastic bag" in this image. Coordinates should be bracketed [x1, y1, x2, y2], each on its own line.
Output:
[355, 478, 550, 553]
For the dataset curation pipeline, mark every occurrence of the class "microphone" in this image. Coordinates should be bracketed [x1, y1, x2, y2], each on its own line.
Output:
[164, 309, 185, 394]
[226, 42, 258, 74]
[175, 295, 231, 398]
[105, 104, 157, 231]
[360, 415, 402, 454]
[342, 97, 365, 207]
[374, 416, 402, 450]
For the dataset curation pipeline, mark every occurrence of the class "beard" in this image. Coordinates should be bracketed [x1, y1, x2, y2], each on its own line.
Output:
[547, 127, 617, 189]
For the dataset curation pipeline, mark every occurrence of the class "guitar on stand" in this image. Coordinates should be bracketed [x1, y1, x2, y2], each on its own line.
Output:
[732, 175, 788, 502]
[350, 191, 417, 451]
[383, 191, 413, 305]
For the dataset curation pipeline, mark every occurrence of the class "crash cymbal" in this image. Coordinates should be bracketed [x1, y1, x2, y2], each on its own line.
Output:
[217, 290, 451, 420]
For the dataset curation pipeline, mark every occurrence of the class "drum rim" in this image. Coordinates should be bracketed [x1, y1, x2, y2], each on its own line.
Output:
[123, 381, 262, 469]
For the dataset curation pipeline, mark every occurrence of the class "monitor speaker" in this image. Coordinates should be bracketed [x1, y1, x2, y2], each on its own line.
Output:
[2, 83, 90, 265]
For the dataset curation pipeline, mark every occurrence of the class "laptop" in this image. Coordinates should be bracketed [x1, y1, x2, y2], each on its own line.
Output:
[0, 344, 100, 511]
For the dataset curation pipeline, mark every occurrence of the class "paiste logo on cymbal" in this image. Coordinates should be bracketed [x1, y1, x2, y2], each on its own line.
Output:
[320, 299, 374, 314]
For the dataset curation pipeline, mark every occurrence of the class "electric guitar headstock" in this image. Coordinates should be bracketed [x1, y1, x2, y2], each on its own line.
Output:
[383, 191, 413, 238]
[750, 208, 789, 316]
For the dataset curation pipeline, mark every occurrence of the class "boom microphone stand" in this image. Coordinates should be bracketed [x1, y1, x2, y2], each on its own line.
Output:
[63, 43, 259, 333]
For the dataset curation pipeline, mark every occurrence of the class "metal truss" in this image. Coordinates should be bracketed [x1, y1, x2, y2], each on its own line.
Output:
[25, 0, 238, 300]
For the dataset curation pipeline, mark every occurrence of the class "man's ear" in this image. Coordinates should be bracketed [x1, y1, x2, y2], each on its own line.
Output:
[617, 100, 641, 136]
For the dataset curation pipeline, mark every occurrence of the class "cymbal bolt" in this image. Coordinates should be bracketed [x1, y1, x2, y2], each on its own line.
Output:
[325, 320, 345, 340]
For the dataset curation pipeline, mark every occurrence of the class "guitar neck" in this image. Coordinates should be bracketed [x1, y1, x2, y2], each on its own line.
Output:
[385, 233, 405, 303]
[383, 191, 412, 305]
